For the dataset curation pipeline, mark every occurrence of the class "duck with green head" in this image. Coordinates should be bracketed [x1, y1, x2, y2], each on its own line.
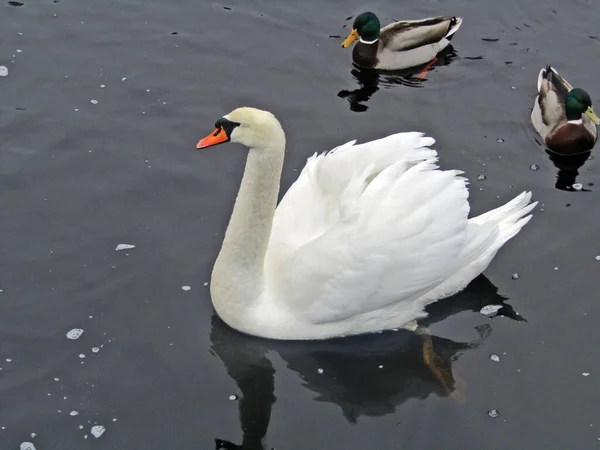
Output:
[341, 12, 463, 71]
[532, 66, 599, 155]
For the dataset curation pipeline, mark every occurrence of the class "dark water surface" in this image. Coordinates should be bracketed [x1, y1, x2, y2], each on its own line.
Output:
[2, 0, 600, 448]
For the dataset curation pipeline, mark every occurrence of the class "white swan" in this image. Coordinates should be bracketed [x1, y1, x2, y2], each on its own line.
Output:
[196, 107, 537, 340]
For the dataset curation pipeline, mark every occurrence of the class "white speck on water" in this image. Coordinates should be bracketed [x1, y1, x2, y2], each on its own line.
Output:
[511, 273, 520, 280]
[84, 434, 88, 439]
[583, 372, 590, 377]
[78, 425, 84, 430]
[317, 368, 324, 374]
[20, 443, 36, 450]
[122, 77, 127, 81]
[91, 425, 105, 439]
[100, 84, 106, 88]
[203, 282, 208, 286]
[477, 174, 486, 181]
[529, 164, 539, 171]
[378, 365, 384, 369]
[30, 433, 37, 438]
[53, 377, 59, 382]
[488, 409, 499, 418]
[74, 108, 79, 112]
[16, 49, 22, 53]
[146, 89, 151, 92]
[554, 267, 559, 271]
[496, 138, 504, 143]
[480, 304, 503, 317]
[572, 183, 583, 191]
[181, 285, 191, 291]
[112, 418, 117, 422]
[228, 394, 238, 401]
[6, 358, 12, 363]
[66, 329, 84, 340]
[490, 354, 500, 362]
[91, 347, 100, 353]
[596, 256, 600, 261]
[79, 354, 86, 359]
[0, 66, 8, 77]
[90, 99, 98, 105]
[115, 243, 135, 251]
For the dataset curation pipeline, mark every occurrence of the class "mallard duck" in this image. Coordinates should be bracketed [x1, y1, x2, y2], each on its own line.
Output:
[195, 107, 536, 341]
[531, 65, 599, 155]
[341, 12, 463, 70]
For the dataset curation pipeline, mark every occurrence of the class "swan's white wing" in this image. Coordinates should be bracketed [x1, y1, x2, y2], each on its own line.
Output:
[265, 134, 471, 323]
[265, 133, 437, 269]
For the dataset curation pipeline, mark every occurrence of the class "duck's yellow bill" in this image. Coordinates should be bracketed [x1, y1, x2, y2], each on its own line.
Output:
[585, 106, 600, 125]
[341, 29, 359, 48]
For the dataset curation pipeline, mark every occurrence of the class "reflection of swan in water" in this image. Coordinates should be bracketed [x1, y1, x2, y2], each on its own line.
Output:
[337, 45, 458, 112]
[212, 275, 524, 450]
[545, 149, 592, 192]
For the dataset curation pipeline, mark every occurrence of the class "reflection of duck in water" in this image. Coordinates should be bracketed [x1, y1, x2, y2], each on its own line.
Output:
[545, 149, 592, 192]
[211, 275, 524, 450]
[338, 45, 458, 112]
[531, 66, 598, 191]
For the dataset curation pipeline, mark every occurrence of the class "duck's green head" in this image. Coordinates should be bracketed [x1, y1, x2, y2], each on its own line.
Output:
[341, 12, 381, 48]
[566, 88, 600, 125]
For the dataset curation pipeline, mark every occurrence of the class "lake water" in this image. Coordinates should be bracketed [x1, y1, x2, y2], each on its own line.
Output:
[1, 0, 599, 448]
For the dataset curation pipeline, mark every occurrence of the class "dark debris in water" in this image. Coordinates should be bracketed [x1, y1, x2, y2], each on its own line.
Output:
[329, 35, 341, 39]
[171, 32, 178, 35]
[8, 1, 25, 6]
[505, 61, 513, 65]
[464, 56, 484, 60]
[223, 6, 231, 10]
[590, 35, 598, 40]
[345, 15, 353, 21]
[481, 38, 499, 42]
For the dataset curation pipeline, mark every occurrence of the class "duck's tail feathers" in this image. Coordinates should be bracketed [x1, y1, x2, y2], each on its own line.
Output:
[445, 17, 463, 40]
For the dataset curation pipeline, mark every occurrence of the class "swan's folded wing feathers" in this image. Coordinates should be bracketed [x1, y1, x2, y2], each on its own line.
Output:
[271, 156, 470, 324]
[265, 133, 436, 270]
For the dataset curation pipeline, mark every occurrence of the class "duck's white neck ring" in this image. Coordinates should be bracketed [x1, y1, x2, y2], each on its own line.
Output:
[359, 37, 378, 44]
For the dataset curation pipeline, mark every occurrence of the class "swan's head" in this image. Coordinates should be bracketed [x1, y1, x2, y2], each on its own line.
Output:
[196, 107, 285, 151]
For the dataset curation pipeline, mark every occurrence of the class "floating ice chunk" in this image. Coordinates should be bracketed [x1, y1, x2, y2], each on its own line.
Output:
[66, 328, 84, 340]
[91, 425, 105, 438]
[20, 443, 36, 450]
[115, 244, 135, 251]
[480, 305, 502, 317]
[70, 411, 79, 416]
[0, 66, 8, 77]
[228, 395, 237, 401]
[181, 285, 191, 291]
[490, 354, 500, 362]
[488, 409, 499, 418]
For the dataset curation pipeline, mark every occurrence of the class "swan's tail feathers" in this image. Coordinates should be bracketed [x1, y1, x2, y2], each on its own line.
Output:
[471, 191, 537, 247]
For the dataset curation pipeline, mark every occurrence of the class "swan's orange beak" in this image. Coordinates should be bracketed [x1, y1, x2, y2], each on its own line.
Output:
[197, 126, 229, 149]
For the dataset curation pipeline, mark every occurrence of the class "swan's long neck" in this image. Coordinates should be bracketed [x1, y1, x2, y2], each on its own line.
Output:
[211, 132, 285, 316]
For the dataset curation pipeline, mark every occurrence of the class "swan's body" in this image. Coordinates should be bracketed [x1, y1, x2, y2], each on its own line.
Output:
[531, 65, 599, 155]
[197, 107, 536, 340]
[341, 13, 463, 71]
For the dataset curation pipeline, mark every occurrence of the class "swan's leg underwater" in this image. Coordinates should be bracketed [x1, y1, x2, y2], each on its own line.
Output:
[418, 326, 467, 404]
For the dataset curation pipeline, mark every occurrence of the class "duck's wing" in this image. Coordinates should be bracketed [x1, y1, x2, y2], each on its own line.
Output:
[535, 65, 569, 129]
[380, 16, 461, 52]
[265, 134, 472, 323]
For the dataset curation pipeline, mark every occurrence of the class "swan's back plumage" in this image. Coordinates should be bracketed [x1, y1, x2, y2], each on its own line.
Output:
[262, 133, 536, 335]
